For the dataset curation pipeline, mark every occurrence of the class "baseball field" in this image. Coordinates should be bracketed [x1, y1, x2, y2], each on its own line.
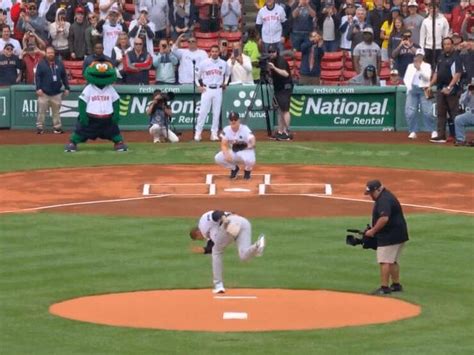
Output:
[0, 130, 473, 354]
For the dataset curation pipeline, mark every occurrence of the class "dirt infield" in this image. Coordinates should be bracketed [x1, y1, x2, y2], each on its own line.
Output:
[49, 289, 421, 332]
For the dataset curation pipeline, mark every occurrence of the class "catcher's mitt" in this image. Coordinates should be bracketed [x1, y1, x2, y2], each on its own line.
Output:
[232, 142, 248, 152]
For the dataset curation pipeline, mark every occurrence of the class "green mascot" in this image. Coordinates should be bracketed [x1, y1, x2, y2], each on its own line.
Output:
[64, 60, 127, 152]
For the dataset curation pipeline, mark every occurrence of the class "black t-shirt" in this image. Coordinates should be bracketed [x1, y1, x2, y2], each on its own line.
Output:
[436, 51, 462, 90]
[0, 54, 21, 86]
[270, 56, 292, 92]
[372, 189, 409, 247]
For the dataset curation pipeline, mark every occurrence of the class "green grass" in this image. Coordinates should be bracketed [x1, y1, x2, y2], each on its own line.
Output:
[0, 213, 473, 355]
[0, 141, 473, 173]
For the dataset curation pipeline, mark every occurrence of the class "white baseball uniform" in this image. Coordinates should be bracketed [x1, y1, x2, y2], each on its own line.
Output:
[255, 4, 287, 44]
[215, 123, 256, 171]
[172, 47, 208, 84]
[195, 57, 230, 138]
[79, 84, 120, 115]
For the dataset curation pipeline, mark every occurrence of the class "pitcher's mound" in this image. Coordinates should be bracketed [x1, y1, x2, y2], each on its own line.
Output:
[50, 289, 420, 332]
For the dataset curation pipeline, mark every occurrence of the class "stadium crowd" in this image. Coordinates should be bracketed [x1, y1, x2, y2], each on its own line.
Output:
[0, 0, 472, 144]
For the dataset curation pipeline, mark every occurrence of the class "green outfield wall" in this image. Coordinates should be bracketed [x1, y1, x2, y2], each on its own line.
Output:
[4, 84, 428, 131]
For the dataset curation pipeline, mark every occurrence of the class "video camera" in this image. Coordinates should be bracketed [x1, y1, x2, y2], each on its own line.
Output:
[345, 225, 377, 250]
[153, 91, 175, 106]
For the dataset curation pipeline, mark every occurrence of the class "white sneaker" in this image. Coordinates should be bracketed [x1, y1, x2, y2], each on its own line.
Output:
[210, 132, 220, 141]
[212, 282, 226, 294]
[408, 132, 417, 139]
[431, 131, 438, 139]
[153, 138, 161, 143]
[256, 234, 265, 257]
[194, 133, 201, 142]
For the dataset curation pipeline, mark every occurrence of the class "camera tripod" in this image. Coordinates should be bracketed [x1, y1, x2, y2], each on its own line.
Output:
[243, 71, 278, 136]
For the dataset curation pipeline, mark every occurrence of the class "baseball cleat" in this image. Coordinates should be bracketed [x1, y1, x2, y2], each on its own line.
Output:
[243, 170, 251, 180]
[210, 132, 220, 141]
[114, 142, 128, 152]
[212, 282, 226, 294]
[64, 143, 77, 152]
[430, 131, 438, 139]
[256, 234, 265, 256]
[194, 133, 201, 142]
[229, 165, 240, 179]
[408, 132, 417, 139]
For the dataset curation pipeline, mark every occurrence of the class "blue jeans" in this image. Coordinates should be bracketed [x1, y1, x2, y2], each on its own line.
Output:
[323, 40, 338, 53]
[290, 32, 309, 51]
[454, 111, 474, 142]
[405, 86, 435, 133]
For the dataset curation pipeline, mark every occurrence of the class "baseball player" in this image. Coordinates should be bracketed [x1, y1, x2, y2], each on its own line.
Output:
[194, 45, 231, 142]
[190, 210, 265, 294]
[215, 111, 256, 180]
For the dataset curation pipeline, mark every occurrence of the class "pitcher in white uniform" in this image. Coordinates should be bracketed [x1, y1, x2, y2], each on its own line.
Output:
[190, 210, 266, 294]
[215, 112, 256, 180]
[194, 45, 230, 142]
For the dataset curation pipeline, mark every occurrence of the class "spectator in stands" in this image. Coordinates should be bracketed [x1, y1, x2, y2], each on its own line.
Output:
[0, 26, 21, 58]
[35, 46, 69, 134]
[17, 2, 49, 43]
[122, 36, 153, 84]
[99, 0, 125, 20]
[387, 68, 402, 85]
[97, 4, 128, 58]
[419, 5, 450, 68]
[290, 0, 317, 51]
[459, 39, 474, 89]
[85, 12, 102, 55]
[170, 0, 194, 40]
[69, 7, 88, 61]
[83, 42, 113, 71]
[222, 0, 241, 32]
[391, 29, 418, 77]
[153, 38, 179, 84]
[318, 3, 340, 53]
[0, 9, 8, 29]
[347, 6, 368, 50]
[172, 33, 208, 84]
[380, 7, 401, 61]
[139, 0, 170, 42]
[353, 27, 381, 75]
[441, 0, 461, 15]
[349, 64, 379, 85]
[299, 30, 324, 85]
[129, 6, 155, 55]
[254, 0, 266, 10]
[0, 43, 22, 85]
[243, 28, 261, 83]
[195, 0, 220, 33]
[399, 0, 409, 18]
[403, 0, 423, 45]
[388, 16, 405, 64]
[429, 37, 463, 144]
[460, 9, 474, 41]
[454, 83, 474, 146]
[367, 0, 390, 47]
[10, 1, 26, 42]
[111, 32, 131, 82]
[339, 2, 357, 56]
[227, 41, 253, 84]
[256, 0, 287, 53]
[39, 0, 55, 19]
[49, 8, 71, 59]
[46, 0, 76, 24]
[219, 39, 231, 61]
[403, 48, 436, 140]
[21, 33, 46, 84]
[0, 6, 12, 29]
[77, 0, 95, 14]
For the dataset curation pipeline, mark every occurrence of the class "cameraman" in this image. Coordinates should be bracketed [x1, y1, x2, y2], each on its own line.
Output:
[267, 45, 293, 141]
[147, 89, 179, 143]
[364, 179, 409, 295]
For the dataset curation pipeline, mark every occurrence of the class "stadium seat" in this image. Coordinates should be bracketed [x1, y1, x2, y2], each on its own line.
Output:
[321, 61, 343, 70]
[321, 79, 341, 86]
[322, 51, 343, 61]
[197, 38, 219, 50]
[63, 60, 84, 70]
[124, 3, 135, 15]
[344, 59, 354, 70]
[219, 31, 242, 41]
[381, 61, 390, 68]
[195, 31, 219, 39]
[321, 69, 342, 81]
[149, 70, 156, 84]
[380, 68, 391, 80]
[342, 70, 357, 80]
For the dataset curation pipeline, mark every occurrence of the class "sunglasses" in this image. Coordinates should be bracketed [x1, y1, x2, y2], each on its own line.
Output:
[188, 39, 196, 43]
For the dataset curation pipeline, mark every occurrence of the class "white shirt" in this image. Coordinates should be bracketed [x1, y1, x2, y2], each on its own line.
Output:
[222, 124, 254, 147]
[419, 15, 450, 50]
[255, 4, 286, 44]
[80, 84, 120, 115]
[172, 47, 208, 84]
[227, 54, 253, 84]
[403, 61, 432, 93]
[196, 57, 230, 86]
[0, 38, 22, 57]
[101, 21, 125, 57]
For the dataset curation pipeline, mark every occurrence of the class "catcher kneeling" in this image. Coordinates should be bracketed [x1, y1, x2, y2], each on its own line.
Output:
[214, 112, 256, 180]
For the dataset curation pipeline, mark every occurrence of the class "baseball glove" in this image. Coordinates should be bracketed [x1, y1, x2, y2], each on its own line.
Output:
[232, 142, 248, 152]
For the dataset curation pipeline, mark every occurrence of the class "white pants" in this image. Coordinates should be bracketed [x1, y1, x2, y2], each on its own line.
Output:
[214, 149, 256, 171]
[212, 215, 259, 285]
[149, 124, 179, 143]
[196, 88, 223, 135]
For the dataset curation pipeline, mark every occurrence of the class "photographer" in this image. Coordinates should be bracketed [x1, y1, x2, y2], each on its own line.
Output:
[227, 42, 253, 84]
[153, 39, 178, 84]
[21, 34, 46, 84]
[454, 83, 474, 146]
[267, 45, 293, 141]
[147, 89, 179, 143]
[129, 7, 155, 55]
[299, 31, 324, 85]
[364, 179, 409, 295]
[391, 29, 419, 78]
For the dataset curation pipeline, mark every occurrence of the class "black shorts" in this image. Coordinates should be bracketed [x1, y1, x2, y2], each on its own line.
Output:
[75, 117, 121, 141]
[274, 89, 292, 112]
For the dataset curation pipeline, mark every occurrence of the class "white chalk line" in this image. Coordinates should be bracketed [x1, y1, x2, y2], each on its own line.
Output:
[0, 194, 171, 215]
[214, 296, 257, 300]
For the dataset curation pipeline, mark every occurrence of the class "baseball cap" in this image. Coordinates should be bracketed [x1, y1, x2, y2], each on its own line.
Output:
[228, 111, 240, 121]
[364, 180, 382, 195]
[390, 69, 399, 75]
[211, 210, 226, 222]
[3, 43, 14, 50]
[108, 3, 119, 13]
[362, 27, 374, 35]
[366, 65, 376, 72]
[139, 6, 148, 13]
[407, 0, 418, 6]
[391, 6, 400, 13]
[75, 6, 85, 14]
[415, 48, 425, 56]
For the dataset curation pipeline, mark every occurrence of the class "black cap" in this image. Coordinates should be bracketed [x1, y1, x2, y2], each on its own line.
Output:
[3, 43, 14, 49]
[267, 44, 277, 53]
[228, 111, 240, 120]
[364, 180, 382, 195]
[211, 210, 226, 222]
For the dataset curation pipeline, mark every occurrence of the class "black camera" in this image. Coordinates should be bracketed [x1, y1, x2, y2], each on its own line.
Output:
[153, 91, 175, 106]
[345, 226, 377, 250]
[259, 54, 271, 70]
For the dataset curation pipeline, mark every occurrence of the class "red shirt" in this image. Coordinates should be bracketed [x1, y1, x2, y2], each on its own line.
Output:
[22, 52, 44, 84]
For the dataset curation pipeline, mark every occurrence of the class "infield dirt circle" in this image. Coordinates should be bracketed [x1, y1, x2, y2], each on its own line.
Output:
[2, 160, 472, 332]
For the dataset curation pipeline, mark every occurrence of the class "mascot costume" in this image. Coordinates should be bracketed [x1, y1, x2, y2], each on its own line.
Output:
[64, 60, 127, 152]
